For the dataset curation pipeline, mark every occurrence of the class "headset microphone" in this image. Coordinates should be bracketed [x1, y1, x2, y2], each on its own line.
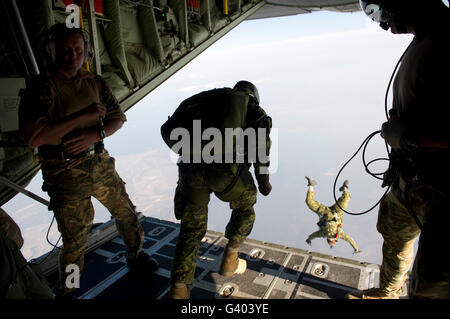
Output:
[379, 22, 389, 30]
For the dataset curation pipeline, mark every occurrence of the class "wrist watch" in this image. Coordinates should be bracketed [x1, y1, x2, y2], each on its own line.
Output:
[98, 127, 106, 140]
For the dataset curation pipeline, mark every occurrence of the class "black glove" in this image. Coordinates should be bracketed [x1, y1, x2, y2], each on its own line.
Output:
[256, 174, 272, 196]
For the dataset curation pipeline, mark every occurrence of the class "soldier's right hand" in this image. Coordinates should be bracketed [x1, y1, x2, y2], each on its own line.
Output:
[85, 102, 106, 120]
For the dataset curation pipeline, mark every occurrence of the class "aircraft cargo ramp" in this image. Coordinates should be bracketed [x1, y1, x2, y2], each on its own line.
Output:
[32, 214, 409, 300]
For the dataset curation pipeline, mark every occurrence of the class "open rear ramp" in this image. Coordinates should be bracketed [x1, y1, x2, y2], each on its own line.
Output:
[33, 215, 409, 299]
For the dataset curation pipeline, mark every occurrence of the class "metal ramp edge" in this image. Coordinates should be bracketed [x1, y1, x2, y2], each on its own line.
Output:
[31, 215, 411, 299]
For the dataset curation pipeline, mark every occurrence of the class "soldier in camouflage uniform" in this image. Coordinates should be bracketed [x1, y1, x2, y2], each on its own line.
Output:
[347, 1, 449, 299]
[19, 24, 158, 298]
[161, 81, 272, 299]
[304, 177, 360, 254]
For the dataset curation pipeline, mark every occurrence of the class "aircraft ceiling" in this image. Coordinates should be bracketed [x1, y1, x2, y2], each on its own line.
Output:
[249, 0, 361, 20]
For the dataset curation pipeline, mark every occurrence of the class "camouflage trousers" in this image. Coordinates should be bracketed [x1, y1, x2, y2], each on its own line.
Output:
[305, 190, 358, 251]
[305, 189, 351, 216]
[171, 165, 257, 285]
[0, 207, 24, 249]
[41, 152, 144, 296]
[1, 209, 53, 299]
[377, 177, 449, 298]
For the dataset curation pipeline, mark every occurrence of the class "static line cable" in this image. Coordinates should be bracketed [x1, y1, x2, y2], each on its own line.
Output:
[0, 176, 62, 262]
[333, 131, 390, 215]
[332, 41, 413, 216]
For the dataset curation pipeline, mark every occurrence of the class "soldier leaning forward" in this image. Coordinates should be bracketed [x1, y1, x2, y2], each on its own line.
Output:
[161, 81, 272, 299]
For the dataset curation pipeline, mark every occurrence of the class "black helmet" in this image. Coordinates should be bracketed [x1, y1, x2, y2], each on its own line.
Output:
[234, 80, 260, 105]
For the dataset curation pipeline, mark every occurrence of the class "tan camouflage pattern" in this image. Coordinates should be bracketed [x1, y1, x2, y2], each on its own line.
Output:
[1, 232, 54, 299]
[379, 28, 449, 299]
[19, 69, 126, 147]
[0, 209, 54, 299]
[376, 179, 449, 298]
[17, 66, 135, 297]
[305, 190, 359, 251]
[0, 207, 24, 249]
[42, 152, 144, 296]
[171, 166, 257, 285]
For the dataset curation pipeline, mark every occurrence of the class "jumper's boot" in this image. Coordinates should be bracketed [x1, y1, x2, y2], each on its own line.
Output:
[345, 287, 401, 299]
[305, 176, 317, 187]
[339, 180, 349, 192]
[219, 242, 247, 277]
[169, 282, 190, 299]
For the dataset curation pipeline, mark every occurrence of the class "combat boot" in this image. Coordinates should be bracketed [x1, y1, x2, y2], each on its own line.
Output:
[345, 287, 401, 299]
[169, 283, 190, 299]
[305, 176, 317, 187]
[126, 251, 159, 273]
[53, 282, 76, 300]
[219, 242, 247, 277]
[339, 180, 349, 192]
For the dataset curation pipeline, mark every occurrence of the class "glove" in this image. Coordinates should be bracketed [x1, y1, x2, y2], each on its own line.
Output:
[256, 174, 272, 196]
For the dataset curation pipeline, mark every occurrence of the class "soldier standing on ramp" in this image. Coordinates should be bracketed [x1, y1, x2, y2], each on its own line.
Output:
[347, 0, 449, 299]
[19, 23, 158, 298]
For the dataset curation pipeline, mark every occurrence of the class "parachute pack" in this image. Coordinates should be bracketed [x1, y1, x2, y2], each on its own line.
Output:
[161, 88, 251, 163]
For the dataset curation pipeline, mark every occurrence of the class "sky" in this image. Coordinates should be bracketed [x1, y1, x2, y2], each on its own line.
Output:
[4, 9, 415, 265]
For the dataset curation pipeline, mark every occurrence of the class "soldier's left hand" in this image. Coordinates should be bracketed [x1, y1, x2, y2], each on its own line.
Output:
[64, 129, 99, 155]
[381, 113, 408, 149]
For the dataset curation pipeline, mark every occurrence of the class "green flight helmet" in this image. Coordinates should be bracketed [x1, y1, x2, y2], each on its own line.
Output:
[234, 80, 260, 105]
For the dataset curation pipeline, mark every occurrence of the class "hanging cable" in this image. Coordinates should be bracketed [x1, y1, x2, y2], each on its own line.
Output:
[332, 41, 413, 216]
[37, 215, 62, 265]
[332, 131, 390, 215]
